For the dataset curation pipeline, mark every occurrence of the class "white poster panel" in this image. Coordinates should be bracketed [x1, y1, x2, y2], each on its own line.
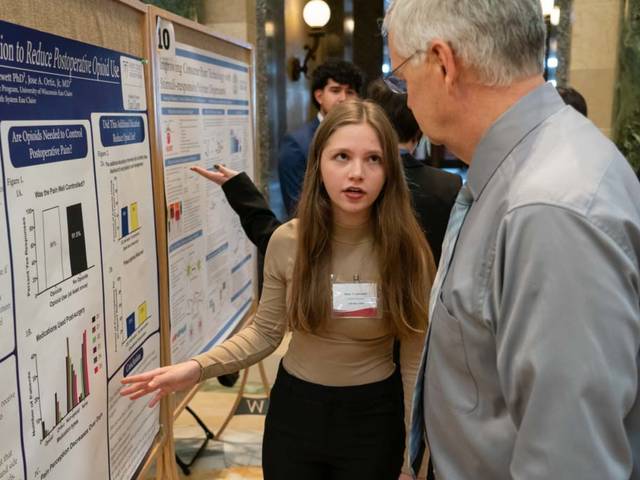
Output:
[158, 42, 255, 364]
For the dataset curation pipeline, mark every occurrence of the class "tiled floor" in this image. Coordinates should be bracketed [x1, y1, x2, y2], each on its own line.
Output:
[173, 384, 265, 477]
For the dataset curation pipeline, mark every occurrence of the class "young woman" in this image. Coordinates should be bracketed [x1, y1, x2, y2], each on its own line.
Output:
[121, 100, 435, 479]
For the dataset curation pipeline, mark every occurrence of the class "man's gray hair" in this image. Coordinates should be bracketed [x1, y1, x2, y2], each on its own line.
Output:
[383, 0, 546, 86]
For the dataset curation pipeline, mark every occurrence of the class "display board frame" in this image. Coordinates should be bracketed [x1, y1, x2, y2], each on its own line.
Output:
[0, 2, 259, 478]
[145, 6, 259, 422]
[0, 1, 170, 479]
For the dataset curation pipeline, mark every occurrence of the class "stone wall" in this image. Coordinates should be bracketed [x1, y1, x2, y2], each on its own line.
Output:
[555, 0, 573, 87]
[569, 0, 624, 138]
[613, 0, 640, 171]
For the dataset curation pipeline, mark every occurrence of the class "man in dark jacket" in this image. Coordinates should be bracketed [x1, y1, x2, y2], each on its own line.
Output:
[278, 59, 364, 216]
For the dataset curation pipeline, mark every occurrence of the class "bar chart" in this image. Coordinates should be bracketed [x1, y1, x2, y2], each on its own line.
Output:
[31, 318, 102, 442]
[112, 275, 151, 349]
[126, 301, 149, 338]
[120, 202, 139, 238]
[110, 176, 142, 241]
[24, 203, 91, 298]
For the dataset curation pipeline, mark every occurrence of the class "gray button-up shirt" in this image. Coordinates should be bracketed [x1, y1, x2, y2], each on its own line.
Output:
[424, 83, 640, 479]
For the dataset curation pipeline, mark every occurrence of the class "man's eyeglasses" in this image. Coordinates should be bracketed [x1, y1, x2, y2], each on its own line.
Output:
[382, 51, 422, 94]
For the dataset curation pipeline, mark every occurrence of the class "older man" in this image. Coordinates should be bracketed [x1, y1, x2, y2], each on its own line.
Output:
[383, 1, 640, 479]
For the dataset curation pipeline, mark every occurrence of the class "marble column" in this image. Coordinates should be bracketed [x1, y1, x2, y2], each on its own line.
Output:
[569, 0, 624, 138]
[613, 0, 640, 171]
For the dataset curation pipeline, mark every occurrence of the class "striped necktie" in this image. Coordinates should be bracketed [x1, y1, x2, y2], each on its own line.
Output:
[409, 183, 474, 475]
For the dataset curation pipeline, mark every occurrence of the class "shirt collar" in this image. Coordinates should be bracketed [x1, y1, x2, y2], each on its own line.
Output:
[317, 111, 324, 123]
[466, 82, 566, 201]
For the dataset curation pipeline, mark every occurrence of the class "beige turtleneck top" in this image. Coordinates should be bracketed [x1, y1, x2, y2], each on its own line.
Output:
[192, 219, 426, 475]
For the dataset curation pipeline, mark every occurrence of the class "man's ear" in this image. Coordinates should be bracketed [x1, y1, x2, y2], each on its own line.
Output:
[429, 40, 458, 90]
[313, 88, 324, 108]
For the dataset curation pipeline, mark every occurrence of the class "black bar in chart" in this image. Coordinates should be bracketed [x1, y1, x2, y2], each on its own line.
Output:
[67, 203, 88, 275]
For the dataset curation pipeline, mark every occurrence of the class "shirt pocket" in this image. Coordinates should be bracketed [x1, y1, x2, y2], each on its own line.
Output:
[427, 296, 479, 413]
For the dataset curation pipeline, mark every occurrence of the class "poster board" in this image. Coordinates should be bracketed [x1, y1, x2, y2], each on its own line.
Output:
[147, 8, 258, 372]
[0, 1, 166, 479]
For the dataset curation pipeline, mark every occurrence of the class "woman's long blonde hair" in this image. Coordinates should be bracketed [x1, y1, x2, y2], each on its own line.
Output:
[288, 100, 436, 337]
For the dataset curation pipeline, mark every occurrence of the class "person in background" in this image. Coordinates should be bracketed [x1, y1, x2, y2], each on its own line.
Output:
[383, 0, 640, 478]
[122, 100, 435, 479]
[278, 59, 364, 216]
[557, 85, 588, 116]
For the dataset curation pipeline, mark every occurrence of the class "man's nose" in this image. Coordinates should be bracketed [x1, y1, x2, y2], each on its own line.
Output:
[337, 90, 347, 102]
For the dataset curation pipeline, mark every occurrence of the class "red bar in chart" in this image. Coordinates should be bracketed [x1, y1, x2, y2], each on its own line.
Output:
[82, 330, 90, 397]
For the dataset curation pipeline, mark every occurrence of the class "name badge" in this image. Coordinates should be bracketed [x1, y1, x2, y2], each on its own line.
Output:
[332, 282, 379, 318]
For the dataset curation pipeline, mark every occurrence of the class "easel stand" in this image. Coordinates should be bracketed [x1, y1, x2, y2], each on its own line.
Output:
[175, 406, 216, 475]
[175, 361, 271, 475]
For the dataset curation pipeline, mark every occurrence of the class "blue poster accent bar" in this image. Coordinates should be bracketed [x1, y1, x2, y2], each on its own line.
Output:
[202, 108, 225, 115]
[0, 19, 126, 85]
[206, 242, 229, 262]
[231, 254, 252, 273]
[161, 94, 248, 106]
[160, 107, 199, 115]
[231, 280, 252, 302]
[175, 48, 249, 72]
[8, 124, 88, 167]
[199, 298, 253, 353]
[0, 20, 139, 120]
[99, 115, 145, 146]
[165, 154, 200, 167]
[169, 230, 203, 253]
[123, 347, 144, 377]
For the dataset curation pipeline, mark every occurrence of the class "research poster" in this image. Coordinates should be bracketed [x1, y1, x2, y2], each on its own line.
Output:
[158, 42, 255, 364]
[0, 20, 160, 480]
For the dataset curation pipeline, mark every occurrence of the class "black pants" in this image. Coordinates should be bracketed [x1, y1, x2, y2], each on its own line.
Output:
[262, 363, 404, 480]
